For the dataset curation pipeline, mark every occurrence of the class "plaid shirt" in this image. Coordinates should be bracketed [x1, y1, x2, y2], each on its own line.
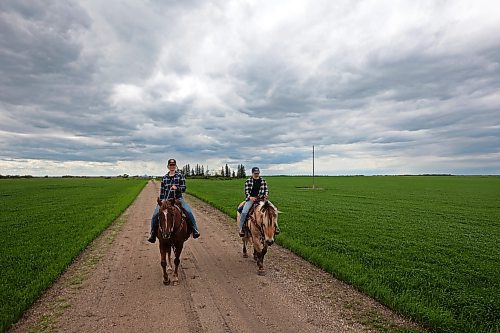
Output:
[244, 177, 268, 200]
[159, 171, 186, 200]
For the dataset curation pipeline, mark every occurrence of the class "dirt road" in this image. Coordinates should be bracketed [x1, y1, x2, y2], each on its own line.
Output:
[10, 180, 421, 333]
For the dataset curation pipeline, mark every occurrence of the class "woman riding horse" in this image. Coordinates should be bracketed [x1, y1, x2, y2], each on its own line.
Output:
[237, 199, 279, 275]
[156, 197, 192, 285]
[148, 158, 200, 243]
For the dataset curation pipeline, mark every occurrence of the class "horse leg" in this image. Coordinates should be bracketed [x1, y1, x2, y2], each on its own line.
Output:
[252, 236, 262, 262]
[172, 243, 183, 286]
[257, 245, 268, 276]
[166, 246, 173, 273]
[253, 240, 267, 275]
[160, 244, 170, 285]
[242, 237, 248, 258]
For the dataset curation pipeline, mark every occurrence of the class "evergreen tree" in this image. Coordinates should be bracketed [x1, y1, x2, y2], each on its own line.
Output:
[239, 164, 246, 178]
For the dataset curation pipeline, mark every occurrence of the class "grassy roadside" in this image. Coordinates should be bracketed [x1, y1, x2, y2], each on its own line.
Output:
[187, 176, 500, 333]
[0, 178, 147, 332]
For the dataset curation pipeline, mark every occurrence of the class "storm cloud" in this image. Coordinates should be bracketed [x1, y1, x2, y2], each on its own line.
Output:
[1, 0, 499, 176]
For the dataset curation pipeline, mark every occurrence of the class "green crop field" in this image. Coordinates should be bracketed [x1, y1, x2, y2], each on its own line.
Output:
[0, 178, 147, 333]
[187, 176, 500, 333]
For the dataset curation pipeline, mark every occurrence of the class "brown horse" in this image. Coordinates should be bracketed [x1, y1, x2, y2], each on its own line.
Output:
[156, 198, 192, 285]
[237, 200, 279, 275]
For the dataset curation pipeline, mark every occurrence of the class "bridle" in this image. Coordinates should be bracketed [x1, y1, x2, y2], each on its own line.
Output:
[159, 200, 184, 240]
[249, 202, 275, 244]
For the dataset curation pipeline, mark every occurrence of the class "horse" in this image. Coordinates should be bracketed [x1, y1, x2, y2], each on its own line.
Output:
[237, 200, 279, 275]
[156, 197, 192, 285]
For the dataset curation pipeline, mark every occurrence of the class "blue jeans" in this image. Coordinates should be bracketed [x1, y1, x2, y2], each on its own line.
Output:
[239, 200, 254, 230]
[151, 197, 199, 233]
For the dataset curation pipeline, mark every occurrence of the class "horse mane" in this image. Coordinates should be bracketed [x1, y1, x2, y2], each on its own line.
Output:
[259, 200, 277, 218]
[160, 199, 181, 212]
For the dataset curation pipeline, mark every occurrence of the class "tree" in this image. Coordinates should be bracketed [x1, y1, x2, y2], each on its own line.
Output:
[225, 164, 230, 178]
[237, 164, 246, 178]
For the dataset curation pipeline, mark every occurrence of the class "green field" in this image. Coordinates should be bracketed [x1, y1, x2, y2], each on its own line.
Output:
[0, 178, 147, 333]
[187, 176, 500, 333]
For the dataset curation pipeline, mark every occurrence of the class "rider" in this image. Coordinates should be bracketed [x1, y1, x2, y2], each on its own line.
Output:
[148, 158, 200, 243]
[238, 166, 270, 237]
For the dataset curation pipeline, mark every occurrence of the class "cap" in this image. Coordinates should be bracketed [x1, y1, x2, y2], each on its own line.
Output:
[251, 167, 260, 173]
[168, 159, 177, 165]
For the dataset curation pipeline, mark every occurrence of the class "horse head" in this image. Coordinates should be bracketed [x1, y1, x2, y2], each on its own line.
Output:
[158, 199, 178, 240]
[255, 200, 279, 246]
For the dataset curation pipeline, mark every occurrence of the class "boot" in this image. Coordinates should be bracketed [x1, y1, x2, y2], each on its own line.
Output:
[148, 216, 159, 243]
[239, 214, 246, 237]
[181, 209, 200, 239]
[191, 220, 200, 239]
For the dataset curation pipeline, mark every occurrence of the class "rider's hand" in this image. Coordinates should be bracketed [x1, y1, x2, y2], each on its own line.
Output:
[171, 185, 178, 190]
[250, 196, 257, 202]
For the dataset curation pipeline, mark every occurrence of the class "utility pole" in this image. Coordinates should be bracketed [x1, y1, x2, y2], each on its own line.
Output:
[312, 145, 315, 189]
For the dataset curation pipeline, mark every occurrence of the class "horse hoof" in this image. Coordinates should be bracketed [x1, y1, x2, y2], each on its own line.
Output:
[243, 253, 248, 258]
[258, 269, 266, 276]
[163, 279, 170, 285]
[167, 267, 173, 273]
[173, 280, 179, 286]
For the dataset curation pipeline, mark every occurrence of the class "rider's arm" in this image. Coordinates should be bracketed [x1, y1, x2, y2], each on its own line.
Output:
[244, 179, 252, 200]
[261, 179, 269, 198]
[178, 174, 186, 193]
[159, 176, 166, 200]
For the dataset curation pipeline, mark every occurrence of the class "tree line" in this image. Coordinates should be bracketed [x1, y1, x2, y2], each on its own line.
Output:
[179, 164, 246, 178]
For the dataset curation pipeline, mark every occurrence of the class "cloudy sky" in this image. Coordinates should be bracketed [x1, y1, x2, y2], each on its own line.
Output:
[1, 0, 499, 176]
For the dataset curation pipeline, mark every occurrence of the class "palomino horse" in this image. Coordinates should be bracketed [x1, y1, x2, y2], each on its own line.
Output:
[237, 200, 279, 275]
[156, 198, 192, 285]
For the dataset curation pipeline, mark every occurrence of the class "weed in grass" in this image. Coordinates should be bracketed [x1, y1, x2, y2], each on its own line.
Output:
[28, 297, 70, 333]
